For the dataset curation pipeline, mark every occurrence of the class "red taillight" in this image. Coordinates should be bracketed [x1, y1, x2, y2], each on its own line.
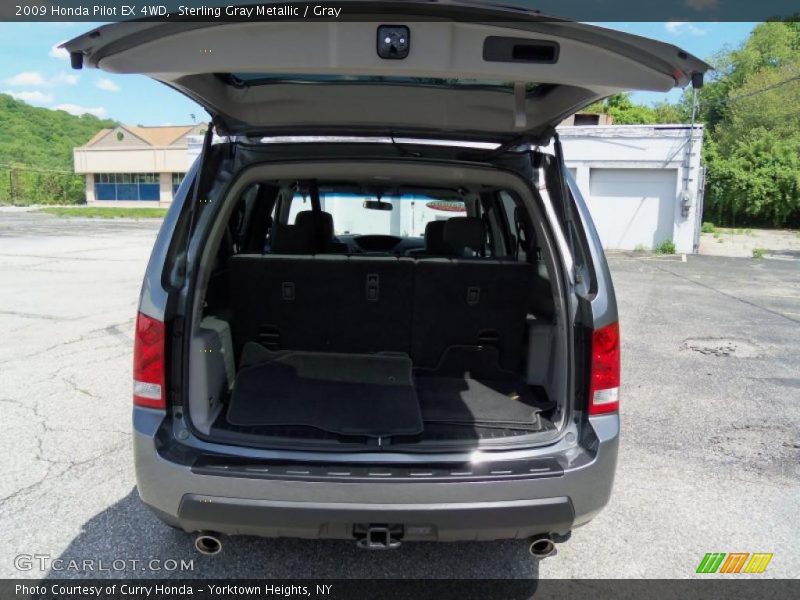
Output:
[588, 322, 620, 415]
[133, 312, 165, 409]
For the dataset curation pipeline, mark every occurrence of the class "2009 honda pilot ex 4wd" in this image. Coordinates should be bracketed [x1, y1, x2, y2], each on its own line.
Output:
[65, 2, 708, 551]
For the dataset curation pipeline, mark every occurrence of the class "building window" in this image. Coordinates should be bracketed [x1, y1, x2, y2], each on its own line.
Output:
[172, 172, 186, 195]
[94, 173, 160, 201]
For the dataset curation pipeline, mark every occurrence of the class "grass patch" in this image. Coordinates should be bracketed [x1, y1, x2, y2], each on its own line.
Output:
[752, 248, 768, 259]
[654, 239, 676, 254]
[717, 227, 749, 236]
[701, 221, 716, 233]
[38, 206, 167, 219]
[633, 244, 649, 253]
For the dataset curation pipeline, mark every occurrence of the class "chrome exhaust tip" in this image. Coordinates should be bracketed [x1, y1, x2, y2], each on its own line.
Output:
[194, 531, 222, 555]
[528, 535, 556, 558]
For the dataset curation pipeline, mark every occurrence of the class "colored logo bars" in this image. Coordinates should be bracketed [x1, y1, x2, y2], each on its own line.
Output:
[697, 553, 773, 574]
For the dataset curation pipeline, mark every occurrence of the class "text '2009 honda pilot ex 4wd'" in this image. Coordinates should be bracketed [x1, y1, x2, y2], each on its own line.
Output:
[65, 2, 708, 554]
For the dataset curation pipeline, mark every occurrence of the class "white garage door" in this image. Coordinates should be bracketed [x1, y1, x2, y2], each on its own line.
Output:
[588, 168, 678, 250]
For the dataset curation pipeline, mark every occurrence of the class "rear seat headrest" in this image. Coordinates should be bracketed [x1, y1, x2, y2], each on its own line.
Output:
[273, 210, 337, 254]
[318, 212, 335, 240]
[444, 217, 485, 253]
[424, 220, 450, 254]
[294, 210, 335, 241]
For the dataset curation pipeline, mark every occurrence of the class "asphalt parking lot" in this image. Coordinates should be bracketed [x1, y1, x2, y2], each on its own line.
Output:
[0, 208, 798, 580]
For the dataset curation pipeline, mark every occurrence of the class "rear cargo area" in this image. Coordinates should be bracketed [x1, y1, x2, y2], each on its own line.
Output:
[192, 251, 560, 449]
[224, 343, 551, 438]
[185, 169, 567, 450]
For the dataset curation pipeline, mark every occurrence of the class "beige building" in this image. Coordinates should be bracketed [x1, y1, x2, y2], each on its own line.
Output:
[74, 124, 205, 206]
[75, 115, 612, 207]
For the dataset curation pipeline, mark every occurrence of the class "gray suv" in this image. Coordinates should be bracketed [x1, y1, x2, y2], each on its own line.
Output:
[65, 1, 707, 555]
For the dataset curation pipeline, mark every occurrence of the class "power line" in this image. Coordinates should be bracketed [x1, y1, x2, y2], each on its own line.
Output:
[702, 73, 800, 108]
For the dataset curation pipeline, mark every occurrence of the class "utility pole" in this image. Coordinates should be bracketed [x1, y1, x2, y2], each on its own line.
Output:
[681, 86, 699, 218]
[685, 86, 703, 252]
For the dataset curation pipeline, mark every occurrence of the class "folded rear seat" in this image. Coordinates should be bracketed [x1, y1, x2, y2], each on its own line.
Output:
[229, 217, 535, 372]
[413, 217, 534, 371]
[412, 258, 534, 371]
[228, 254, 414, 359]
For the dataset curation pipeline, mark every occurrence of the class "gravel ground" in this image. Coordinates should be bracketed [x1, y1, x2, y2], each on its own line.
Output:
[0, 209, 798, 580]
[698, 227, 800, 259]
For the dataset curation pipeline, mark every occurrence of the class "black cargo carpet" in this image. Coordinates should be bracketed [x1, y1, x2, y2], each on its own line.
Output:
[415, 345, 548, 427]
[415, 377, 545, 427]
[227, 350, 423, 437]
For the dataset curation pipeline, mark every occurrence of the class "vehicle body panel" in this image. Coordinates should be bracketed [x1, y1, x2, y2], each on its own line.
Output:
[84, 1, 682, 542]
[129, 137, 621, 541]
[134, 407, 619, 539]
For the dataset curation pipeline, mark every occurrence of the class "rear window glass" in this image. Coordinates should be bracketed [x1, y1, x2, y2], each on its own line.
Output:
[227, 74, 544, 92]
[287, 192, 466, 237]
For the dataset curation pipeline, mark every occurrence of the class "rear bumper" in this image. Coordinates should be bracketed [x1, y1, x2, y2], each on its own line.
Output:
[178, 495, 574, 541]
[134, 409, 618, 542]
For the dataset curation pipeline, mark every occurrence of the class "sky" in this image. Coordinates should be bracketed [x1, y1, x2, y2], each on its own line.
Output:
[0, 21, 757, 126]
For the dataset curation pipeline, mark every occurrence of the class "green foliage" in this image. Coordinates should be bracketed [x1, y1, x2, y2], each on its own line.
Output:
[730, 22, 799, 84]
[0, 94, 116, 205]
[587, 93, 668, 125]
[584, 93, 690, 126]
[705, 126, 800, 227]
[654, 239, 676, 254]
[752, 247, 767, 258]
[698, 22, 800, 228]
[701, 222, 716, 233]
[37, 206, 167, 219]
[652, 101, 688, 124]
[718, 62, 800, 150]
[0, 94, 116, 169]
[603, 94, 657, 124]
[1, 168, 86, 206]
[690, 23, 800, 134]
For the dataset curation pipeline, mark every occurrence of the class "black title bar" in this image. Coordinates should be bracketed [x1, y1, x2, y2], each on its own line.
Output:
[5, 0, 800, 22]
[5, 579, 800, 600]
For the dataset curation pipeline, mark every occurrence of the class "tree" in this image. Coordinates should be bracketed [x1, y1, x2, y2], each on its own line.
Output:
[706, 129, 800, 227]
[574, 22, 800, 227]
[652, 101, 688, 124]
[0, 94, 116, 170]
[582, 93, 658, 124]
[728, 22, 799, 85]
[717, 59, 800, 151]
[699, 22, 800, 227]
[583, 93, 688, 125]
[604, 93, 657, 124]
[0, 94, 117, 204]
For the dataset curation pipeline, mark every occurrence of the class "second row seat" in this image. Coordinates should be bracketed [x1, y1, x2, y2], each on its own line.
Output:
[229, 253, 534, 372]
